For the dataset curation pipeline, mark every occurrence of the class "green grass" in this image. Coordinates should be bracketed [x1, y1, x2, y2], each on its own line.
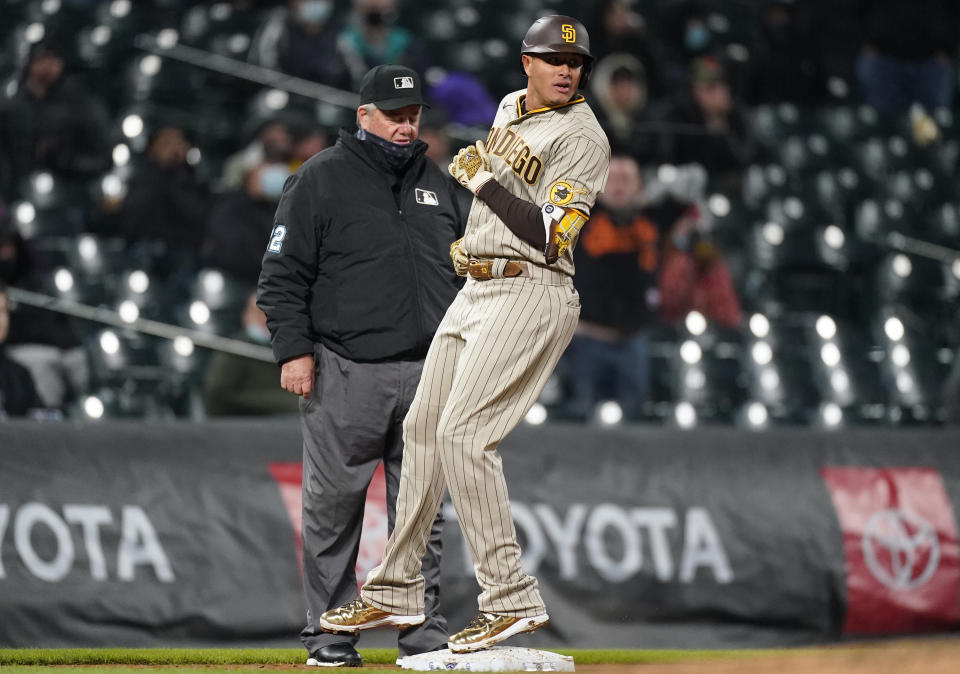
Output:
[0, 670, 305, 674]
[1, 648, 359, 666]
[0, 646, 795, 669]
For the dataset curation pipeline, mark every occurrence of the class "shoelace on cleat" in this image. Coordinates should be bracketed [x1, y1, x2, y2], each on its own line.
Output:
[465, 613, 495, 631]
[344, 599, 366, 615]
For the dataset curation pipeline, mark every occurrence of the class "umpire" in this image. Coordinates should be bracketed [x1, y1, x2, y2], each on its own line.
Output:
[257, 64, 464, 667]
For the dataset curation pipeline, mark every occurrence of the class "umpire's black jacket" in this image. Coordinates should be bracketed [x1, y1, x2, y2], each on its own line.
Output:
[257, 129, 465, 364]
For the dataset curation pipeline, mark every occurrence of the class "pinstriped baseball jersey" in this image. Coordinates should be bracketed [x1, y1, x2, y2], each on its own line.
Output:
[463, 90, 611, 275]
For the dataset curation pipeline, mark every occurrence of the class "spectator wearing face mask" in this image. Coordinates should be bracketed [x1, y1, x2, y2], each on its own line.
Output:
[220, 117, 296, 190]
[121, 124, 210, 274]
[248, 0, 353, 90]
[201, 152, 293, 285]
[659, 0, 715, 93]
[202, 292, 300, 416]
[337, 0, 429, 89]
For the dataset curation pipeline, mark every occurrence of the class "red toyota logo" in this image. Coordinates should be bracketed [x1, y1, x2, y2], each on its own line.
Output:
[268, 462, 388, 589]
[862, 508, 940, 590]
[822, 467, 960, 633]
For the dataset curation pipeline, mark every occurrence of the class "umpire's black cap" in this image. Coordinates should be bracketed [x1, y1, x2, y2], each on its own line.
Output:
[359, 64, 430, 110]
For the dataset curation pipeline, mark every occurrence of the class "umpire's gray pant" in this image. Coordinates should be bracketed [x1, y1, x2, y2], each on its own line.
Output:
[299, 343, 447, 657]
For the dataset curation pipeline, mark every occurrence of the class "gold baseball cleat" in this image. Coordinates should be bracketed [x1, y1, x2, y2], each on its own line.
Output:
[318, 598, 425, 633]
[447, 612, 550, 653]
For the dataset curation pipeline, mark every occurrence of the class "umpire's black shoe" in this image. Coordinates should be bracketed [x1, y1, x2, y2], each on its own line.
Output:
[306, 643, 362, 668]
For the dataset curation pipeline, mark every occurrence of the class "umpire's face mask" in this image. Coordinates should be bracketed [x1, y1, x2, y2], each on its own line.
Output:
[356, 128, 417, 171]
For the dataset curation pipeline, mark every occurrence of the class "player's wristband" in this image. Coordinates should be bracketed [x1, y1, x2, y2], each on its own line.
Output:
[465, 169, 494, 194]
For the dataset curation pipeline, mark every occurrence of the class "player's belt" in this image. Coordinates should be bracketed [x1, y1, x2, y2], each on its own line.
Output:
[467, 259, 529, 281]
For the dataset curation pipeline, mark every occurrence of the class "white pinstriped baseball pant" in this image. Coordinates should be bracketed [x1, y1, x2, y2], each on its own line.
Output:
[361, 268, 580, 618]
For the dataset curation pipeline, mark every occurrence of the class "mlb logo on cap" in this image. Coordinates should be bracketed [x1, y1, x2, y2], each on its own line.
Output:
[359, 64, 430, 111]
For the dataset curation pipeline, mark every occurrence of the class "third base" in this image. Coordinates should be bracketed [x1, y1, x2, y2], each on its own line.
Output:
[397, 646, 574, 671]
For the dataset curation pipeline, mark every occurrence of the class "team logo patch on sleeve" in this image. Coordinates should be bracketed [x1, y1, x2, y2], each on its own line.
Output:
[415, 188, 439, 205]
[549, 180, 587, 206]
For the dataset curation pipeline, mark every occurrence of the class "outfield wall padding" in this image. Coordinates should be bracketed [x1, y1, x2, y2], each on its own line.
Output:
[1, 421, 958, 648]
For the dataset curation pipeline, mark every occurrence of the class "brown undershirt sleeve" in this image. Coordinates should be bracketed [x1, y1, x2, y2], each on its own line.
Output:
[476, 179, 545, 249]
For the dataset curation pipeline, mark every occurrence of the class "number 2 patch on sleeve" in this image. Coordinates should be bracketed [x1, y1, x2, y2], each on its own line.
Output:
[267, 224, 287, 253]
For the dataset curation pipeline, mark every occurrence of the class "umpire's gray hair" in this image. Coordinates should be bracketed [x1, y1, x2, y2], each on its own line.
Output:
[357, 103, 377, 126]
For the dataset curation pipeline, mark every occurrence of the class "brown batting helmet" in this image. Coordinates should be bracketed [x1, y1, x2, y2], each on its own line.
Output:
[521, 15, 594, 87]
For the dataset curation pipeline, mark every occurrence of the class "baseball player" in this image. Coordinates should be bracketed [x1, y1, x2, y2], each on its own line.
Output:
[318, 15, 610, 653]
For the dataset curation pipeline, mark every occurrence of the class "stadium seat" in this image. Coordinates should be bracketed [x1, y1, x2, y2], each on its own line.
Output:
[119, 52, 206, 107]
[880, 167, 956, 215]
[64, 233, 124, 280]
[741, 324, 820, 424]
[914, 137, 958, 177]
[669, 332, 746, 424]
[848, 104, 901, 141]
[17, 171, 89, 212]
[75, 384, 177, 420]
[745, 217, 859, 315]
[869, 308, 951, 422]
[854, 198, 913, 243]
[181, 3, 238, 46]
[800, 314, 890, 423]
[817, 106, 857, 144]
[703, 191, 757, 251]
[742, 163, 791, 210]
[11, 201, 83, 240]
[85, 328, 161, 386]
[874, 251, 954, 313]
[172, 268, 252, 337]
[111, 265, 184, 323]
[752, 103, 807, 151]
[778, 132, 848, 177]
[812, 167, 873, 215]
[922, 202, 960, 245]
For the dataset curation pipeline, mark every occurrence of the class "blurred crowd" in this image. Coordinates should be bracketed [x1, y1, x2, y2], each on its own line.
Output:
[0, 0, 958, 424]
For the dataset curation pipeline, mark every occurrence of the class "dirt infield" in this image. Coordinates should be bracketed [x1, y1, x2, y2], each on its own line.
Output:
[574, 638, 960, 674]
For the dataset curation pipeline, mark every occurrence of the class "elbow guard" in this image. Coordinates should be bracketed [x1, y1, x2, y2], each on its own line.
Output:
[541, 203, 588, 264]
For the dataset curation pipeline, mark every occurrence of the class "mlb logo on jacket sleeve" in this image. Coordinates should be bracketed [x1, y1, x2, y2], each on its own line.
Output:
[416, 188, 439, 205]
